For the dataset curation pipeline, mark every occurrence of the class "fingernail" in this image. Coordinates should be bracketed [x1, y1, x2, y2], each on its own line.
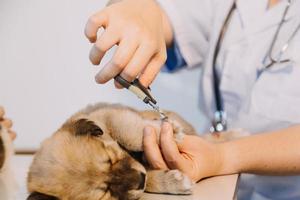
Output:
[114, 81, 124, 89]
[162, 122, 172, 131]
[144, 126, 153, 136]
[95, 75, 101, 84]
[95, 72, 105, 84]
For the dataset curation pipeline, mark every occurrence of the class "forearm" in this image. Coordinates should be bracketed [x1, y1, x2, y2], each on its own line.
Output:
[218, 125, 300, 175]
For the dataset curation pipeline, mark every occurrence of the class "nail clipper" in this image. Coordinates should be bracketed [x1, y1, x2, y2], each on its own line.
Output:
[114, 75, 168, 120]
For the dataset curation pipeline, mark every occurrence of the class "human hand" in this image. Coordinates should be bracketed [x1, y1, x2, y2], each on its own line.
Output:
[85, 0, 173, 88]
[143, 122, 224, 182]
[0, 106, 16, 141]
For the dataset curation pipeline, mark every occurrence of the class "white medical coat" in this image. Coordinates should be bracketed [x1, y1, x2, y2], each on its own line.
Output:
[157, 0, 300, 199]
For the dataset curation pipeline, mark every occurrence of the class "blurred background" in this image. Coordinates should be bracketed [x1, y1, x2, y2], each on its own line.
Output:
[0, 0, 205, 152]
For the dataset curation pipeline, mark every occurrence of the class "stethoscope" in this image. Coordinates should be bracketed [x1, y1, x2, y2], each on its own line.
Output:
[210, 0, 300, 133]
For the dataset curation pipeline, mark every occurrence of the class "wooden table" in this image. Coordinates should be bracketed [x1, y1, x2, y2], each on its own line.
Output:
[141, 174, 239, 200]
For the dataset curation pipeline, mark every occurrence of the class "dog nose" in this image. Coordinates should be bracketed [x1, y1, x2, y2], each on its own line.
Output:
[137, 172, 146, 190]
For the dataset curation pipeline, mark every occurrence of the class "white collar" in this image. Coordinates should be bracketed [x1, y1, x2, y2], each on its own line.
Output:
[235, 0, 299, 35]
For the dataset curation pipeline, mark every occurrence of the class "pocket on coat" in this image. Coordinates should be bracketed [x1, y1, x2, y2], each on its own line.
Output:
[250, 61, 300, 123]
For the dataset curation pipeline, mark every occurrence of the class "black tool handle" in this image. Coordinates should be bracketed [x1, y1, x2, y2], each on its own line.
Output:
[114, 75, 131, 89]
[132, 79, 157, 104]
[114, 74, 157, 105]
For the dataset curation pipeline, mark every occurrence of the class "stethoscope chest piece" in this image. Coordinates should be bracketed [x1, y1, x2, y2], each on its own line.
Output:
[210, 111, 227, 133]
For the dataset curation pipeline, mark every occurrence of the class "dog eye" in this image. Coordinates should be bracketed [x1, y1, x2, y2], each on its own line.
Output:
[27, 192, 59, 200]
[74, 119, 103, 137]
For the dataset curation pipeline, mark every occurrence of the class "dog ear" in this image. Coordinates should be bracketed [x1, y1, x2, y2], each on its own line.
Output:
[74, 118, 103, 137]
[27, 192, 59, 200]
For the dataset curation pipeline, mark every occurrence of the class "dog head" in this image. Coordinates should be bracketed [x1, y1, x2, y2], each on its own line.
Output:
[27, 103, 196, 200]
[27, 106, 148, 200]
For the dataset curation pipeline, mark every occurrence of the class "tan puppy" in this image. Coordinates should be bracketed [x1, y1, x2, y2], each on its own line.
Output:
[0, 125, 17, 200]
[27, 103, 242, 200]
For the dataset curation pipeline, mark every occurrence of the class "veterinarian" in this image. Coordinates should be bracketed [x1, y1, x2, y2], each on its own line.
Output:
[85, 0, 300, 199]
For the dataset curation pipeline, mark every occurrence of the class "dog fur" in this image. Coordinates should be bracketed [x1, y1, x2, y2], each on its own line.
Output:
[27, 103, 241, 200]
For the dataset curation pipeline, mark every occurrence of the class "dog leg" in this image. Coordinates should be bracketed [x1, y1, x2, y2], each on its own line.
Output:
[145, 170, 193, 195]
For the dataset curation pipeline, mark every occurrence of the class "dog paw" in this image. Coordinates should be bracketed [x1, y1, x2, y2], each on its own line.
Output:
[164, 170, 193, 194]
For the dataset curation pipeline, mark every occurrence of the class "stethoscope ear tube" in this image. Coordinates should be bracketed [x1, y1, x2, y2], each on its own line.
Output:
[210, 2, 236, 133]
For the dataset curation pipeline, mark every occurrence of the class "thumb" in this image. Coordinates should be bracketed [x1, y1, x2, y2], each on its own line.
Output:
[143, 126, 168, 169]
[85, 10, 108, 43]
[160, 122, 185, 169]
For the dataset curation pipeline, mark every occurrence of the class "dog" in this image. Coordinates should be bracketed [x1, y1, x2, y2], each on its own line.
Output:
[27, 103, 243, 200]
[0, 124, 17, 200]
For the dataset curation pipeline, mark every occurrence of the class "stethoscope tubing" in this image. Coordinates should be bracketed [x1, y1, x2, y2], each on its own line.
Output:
[210, 0, 299, 132]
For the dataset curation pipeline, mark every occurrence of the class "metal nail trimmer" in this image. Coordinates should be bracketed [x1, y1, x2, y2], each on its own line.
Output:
[114, 75, 168, 120]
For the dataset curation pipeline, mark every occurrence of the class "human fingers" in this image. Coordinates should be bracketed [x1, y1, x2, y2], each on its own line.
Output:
[0, 106, 4, 119]
[89, 28, 120, 66]
[95, 38, 138, 84]
[8, 130, 17, 141]
[160, 122, 185, 170]
[118, 41, 160, 85]
[85, 9, 108, 43]
[138, 49, 167, 87]
[0, 119, 13, 129]
[143, 126, 168, 169]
